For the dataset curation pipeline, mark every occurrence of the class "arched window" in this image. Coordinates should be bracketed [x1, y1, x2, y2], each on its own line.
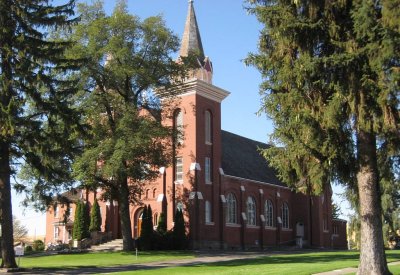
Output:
[145, 189, 150, 199]
[226, 193, 237, 224]
[264, 200, 274, 227]
[174, 109, 183, 144]
[153, 188, 157, 198]
[205, 110, 212, 144]
[247, 196, 257, 226]
[282, 202, 289, 229]
[205, 200, 212, 223]
[154, 213, 158, 227]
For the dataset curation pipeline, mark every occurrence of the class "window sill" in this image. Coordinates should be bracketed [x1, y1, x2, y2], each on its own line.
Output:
[225, 223, 241, 228]
[265, 226, 277, 230]
[205, 181, 212, 185]
[246, 225, 260, 229]
[205, 141, 213, 146]
[174, 180, 183, 185]
[323, 230, 329, 233]
[281, 228, 292, 231]
[205, 222, 215, 226]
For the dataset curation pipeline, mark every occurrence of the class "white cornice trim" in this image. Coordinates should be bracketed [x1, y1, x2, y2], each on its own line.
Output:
[178, 79, 230, 103]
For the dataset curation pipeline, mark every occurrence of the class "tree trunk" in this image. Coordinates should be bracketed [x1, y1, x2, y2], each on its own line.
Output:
[0, 141, 17, 268]
[356, 129, 390, 275]
[119, 178, 133, 251]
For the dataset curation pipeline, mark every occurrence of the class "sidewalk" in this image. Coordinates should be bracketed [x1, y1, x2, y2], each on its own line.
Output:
[313, 261, 400, 275]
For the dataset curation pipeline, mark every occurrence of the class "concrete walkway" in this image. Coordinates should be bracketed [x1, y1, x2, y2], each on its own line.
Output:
[313, 261, 400, 275]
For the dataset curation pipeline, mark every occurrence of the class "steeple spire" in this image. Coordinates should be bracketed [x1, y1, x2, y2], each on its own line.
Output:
[179, 0, 205, 61]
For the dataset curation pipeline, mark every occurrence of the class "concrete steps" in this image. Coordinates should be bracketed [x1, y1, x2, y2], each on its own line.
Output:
[90, 238, 123, 252]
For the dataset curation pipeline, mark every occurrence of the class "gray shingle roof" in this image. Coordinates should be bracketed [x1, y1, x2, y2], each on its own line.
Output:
[221, 130, 286, 187]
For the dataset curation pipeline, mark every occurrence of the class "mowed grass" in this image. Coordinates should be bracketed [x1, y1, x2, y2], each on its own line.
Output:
[18, 250, 400, 274]
[109, 250, 400, 275]
[19, 251, 194, 269]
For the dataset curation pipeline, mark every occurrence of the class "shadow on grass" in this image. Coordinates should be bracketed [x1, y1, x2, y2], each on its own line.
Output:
[17, 250, 400, 275]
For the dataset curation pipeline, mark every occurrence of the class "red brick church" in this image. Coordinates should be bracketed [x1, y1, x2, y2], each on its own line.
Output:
[46, 1, 347, 250]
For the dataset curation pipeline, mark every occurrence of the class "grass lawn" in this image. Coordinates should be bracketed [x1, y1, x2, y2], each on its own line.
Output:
[109, 250, 400, 275]
[17, 250, 400, 275]
[19, 250, 194, 269]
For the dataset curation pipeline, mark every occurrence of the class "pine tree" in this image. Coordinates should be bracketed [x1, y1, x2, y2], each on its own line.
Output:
[89, 200, 102, 232]
[0, 0, 82, 268]
[246, 0, 399, 273]
[71, 1, 193, 251]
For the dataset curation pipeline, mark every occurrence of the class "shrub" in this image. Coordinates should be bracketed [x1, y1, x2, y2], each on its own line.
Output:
[24, 245, 32, 252]
[32, 239, 45, 251]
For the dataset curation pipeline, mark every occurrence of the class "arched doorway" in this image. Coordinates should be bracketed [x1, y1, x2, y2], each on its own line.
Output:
[133, 208, 144, 238]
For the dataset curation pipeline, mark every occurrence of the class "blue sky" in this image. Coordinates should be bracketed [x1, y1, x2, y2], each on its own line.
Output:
[12, 0, 350, 237]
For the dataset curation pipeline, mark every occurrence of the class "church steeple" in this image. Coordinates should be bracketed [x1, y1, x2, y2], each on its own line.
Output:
[179, 0, 213, 84]
[179, 0, 205, 60]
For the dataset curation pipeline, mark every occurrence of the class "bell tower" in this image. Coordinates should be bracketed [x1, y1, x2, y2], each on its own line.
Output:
[170, 0, 229, 248]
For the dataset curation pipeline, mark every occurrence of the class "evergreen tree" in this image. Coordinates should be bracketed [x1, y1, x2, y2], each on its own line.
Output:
[0, 0, 82, 268]
[73, 201, 90, 240]
[140, 206, 148, 239]
[147, 205, 154, 234]
[89, 199, 102, 232]
[73, 201, 83, 240]
[246, 0, 399, 273]
[173, 209, 186, 250]
[82, 202, 90, 238]
[140, 205, 152, 250]
[157, 212, 167, 234]
[71, 1, 193, 251]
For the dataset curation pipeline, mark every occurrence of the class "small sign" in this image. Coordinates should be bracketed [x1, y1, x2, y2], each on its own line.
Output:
[15, 246, 24, 256]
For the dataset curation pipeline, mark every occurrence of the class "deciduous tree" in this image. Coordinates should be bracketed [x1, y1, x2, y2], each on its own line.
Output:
[71, 0, 192, 251]
[246, 0, 399, 274]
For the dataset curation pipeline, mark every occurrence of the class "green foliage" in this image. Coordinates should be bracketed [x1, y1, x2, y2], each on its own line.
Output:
[140, 205, 154, 250]
[0, 0, 83, 268]
[89, 199, 102, 232]
[172, 209, 187, 250]
[69, 1, 193, 250]
[247, 0, 399, 270]
[246, 0, 400, 194]
[157, 212, 167, 234]
[32, 240, 45, 252]
[73, 201, 90, 241]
